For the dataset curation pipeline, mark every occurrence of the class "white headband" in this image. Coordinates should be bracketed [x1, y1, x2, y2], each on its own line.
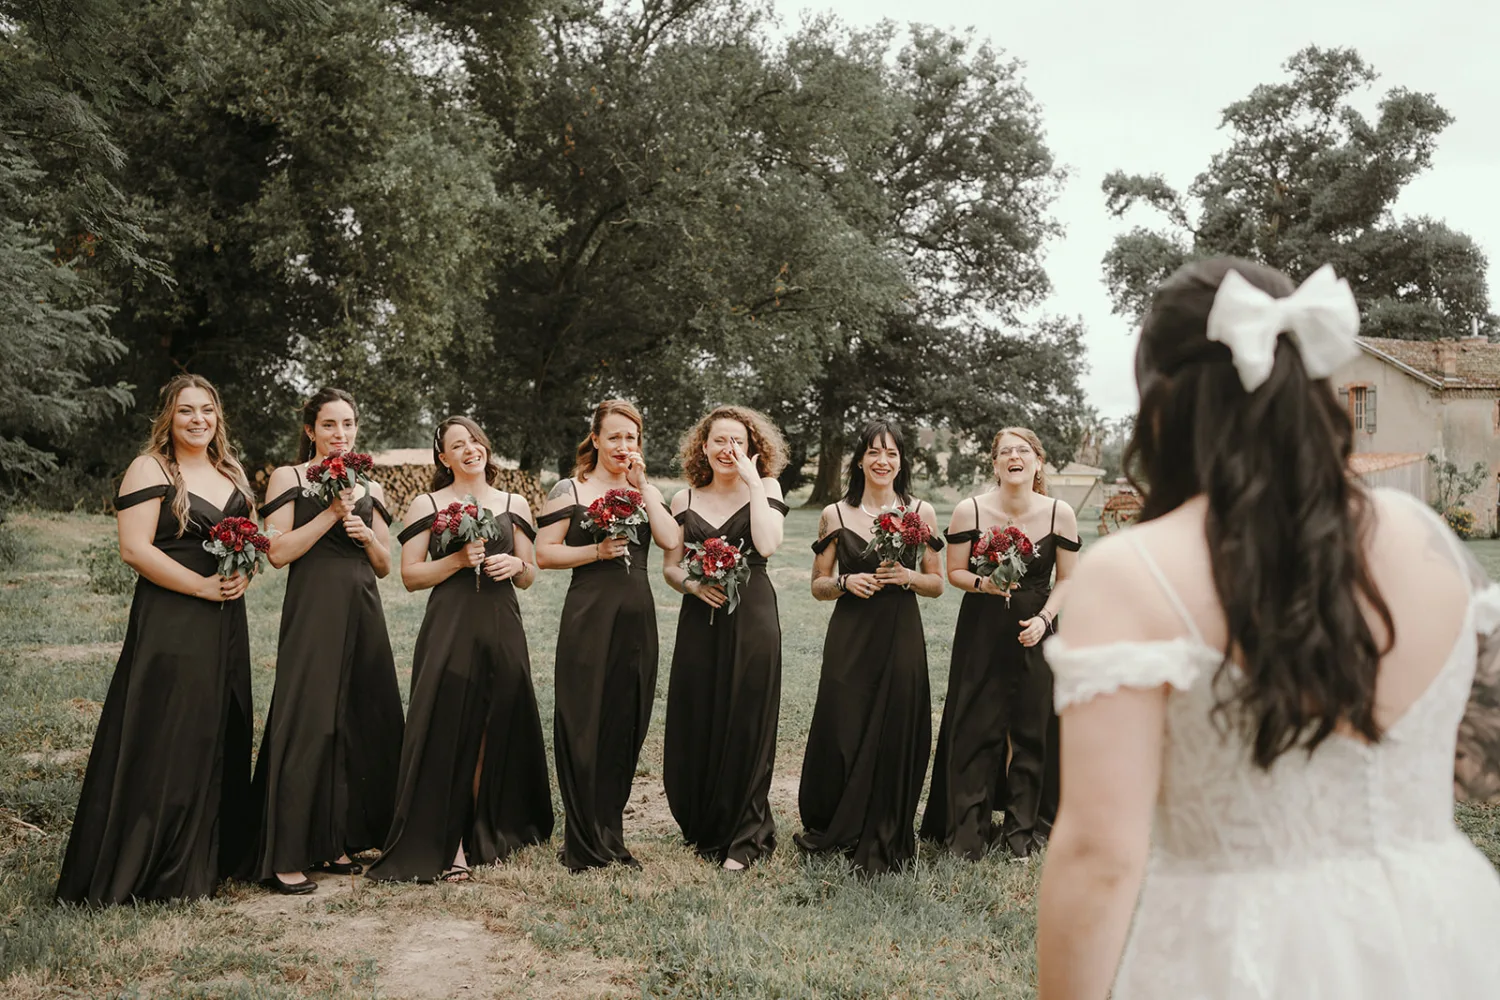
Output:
[1205, 264, 1360, 392]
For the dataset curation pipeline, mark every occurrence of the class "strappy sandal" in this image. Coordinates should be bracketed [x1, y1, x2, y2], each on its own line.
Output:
[438, 865, 471, 883]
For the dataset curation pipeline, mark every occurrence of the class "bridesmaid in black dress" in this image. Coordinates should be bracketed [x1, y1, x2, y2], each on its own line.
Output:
[57, 374, 259, 904]
[921, 427, 1080, 860]
[536, 399, 680, 872]
[366, 417, 553, 883]
[795, 420, 945, 874]
[662, 406, 790, 870]
[248, 388, 404, 894]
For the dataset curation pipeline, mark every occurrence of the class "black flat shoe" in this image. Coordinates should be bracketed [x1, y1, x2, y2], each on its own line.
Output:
[262, 876, 317, 895]
[310, 859, 363, 876]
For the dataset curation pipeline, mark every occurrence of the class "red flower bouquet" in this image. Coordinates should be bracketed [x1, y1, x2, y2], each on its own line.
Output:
[684, 535, 752, 622]
[861, 505, 932, 568]
[202, 516, 271, 603]
[581, 488, 649, 568]
[970, 525, 1034, 607]
[432, 495, 502, 589]
[303, 451, 376, 507]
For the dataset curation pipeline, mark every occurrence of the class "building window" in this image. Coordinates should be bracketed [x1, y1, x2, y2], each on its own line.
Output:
[1348, 386, 1376, 433]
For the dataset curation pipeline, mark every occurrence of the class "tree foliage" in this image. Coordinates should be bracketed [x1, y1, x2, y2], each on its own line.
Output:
[1102, 47, 1493, 339]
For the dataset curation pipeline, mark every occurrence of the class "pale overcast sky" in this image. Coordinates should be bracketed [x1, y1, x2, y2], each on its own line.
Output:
[768, 0, 1500, 418]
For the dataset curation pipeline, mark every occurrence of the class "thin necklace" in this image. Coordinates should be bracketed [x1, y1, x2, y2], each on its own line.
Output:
[859, 497, 896, 517]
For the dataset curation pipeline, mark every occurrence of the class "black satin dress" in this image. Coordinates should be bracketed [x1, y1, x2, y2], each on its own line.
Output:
[795, 504, 944, 874]
[57, 482, 255, 904]
[246, 483, 404, 879]
[921, 498, 1079, 859]
[663, 494, 788, 867]
[537, 480, 658, 872]
[366, 494, 553, 881]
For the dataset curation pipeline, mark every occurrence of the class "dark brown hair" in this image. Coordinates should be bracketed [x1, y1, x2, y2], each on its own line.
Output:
[574, 399, 644, 480]
[842, 420, 913, 508]
[297, 387, 358, 463]
[678, 405, 790, 488]
[431, 416, 501, 491]
[1125, 256, 1394, 768]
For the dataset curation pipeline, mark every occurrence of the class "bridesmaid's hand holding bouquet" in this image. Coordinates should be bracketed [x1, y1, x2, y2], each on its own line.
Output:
[971, 525, 1033, 608]
[685, 536, 751, 622]
[202, 516, 271, 605]
[433, 496, 503, 590]
[581, 488, 649, 568]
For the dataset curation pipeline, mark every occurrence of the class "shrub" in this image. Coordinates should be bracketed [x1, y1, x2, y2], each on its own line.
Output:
[1445, 505, 1477, 540]
[84, 538, 136, 595]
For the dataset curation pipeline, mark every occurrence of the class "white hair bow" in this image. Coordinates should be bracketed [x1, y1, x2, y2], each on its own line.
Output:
[1205, 264, 1360, 392]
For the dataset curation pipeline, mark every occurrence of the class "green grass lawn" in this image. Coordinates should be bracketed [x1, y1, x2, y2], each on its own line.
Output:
[0, 503, 1496, 999]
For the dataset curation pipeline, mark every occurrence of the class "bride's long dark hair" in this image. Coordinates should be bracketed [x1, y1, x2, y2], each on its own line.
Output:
[1124, 256, 1394, 768]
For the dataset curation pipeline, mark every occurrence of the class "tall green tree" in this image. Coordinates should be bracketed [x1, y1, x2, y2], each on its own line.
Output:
[1102, 46, 1493, 336]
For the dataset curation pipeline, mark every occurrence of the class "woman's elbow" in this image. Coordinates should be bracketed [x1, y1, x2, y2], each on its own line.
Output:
[1047, 823, 1149, 882]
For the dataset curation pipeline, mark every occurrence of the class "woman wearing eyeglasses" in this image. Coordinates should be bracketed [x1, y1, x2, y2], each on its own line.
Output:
[921, 427, 1081, 861]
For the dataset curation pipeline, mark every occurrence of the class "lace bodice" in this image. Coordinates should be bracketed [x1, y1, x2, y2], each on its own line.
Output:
[1046, 525, 1500, 869]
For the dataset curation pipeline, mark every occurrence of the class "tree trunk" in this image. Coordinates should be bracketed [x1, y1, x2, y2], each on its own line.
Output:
[805, 414, 846, 507]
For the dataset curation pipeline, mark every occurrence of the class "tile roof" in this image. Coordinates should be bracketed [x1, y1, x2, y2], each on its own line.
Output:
[1358, 337, 1500, 390]
[1348, 452, 1425, 475]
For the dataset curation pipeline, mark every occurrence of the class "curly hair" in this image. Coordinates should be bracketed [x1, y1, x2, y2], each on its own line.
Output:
[678, 405, 789, 488]
[993, 427, 1048, 496]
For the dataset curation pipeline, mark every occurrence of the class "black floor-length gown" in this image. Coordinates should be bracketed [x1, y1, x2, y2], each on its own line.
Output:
[795, 505, 943, 874]
[246, 485, 404, 879]
[57, 484, 255, 904]
[663, 495, 788, 866]
[538, 481, 659, 872]
[921, 498, 1079, 859]
[366, 494, 553, 882]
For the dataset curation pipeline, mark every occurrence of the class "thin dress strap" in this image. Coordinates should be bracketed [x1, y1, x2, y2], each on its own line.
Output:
[150, 454, 171, 482]
[428, 493, 440, 516]
[570, 480, 580, 504]
[972, 496, 981, 525]
[505, 492, 513, 514]
[686, 488, 691, 511]
[834, 503, 845, 527]
[1050, 499, 1058, 535]
[1125, 532, 1207, 646]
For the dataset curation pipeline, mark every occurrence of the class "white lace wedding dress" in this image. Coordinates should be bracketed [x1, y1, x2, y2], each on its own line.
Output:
[1047, 524, 1500, 999]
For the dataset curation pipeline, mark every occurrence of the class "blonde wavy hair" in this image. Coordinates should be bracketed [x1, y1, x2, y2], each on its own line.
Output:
[993, 426, 1048, 496]
[679, 405, 789, 487]
[144, 374, 255, 535]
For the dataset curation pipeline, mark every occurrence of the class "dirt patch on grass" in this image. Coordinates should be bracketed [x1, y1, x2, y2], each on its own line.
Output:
[229, 879, 634, 999]
[17, 749, 88, 767]
[622, 783, 676, 837]
[19, 642, 121, 663]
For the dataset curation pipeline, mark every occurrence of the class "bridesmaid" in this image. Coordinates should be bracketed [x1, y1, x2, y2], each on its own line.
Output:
[662, 406, 789, 870]
[365, 417, 553, 883]
[921, 427, 1080, 860]
[57, 374, 258, 904]
[248, 388, 404, 894]
[795, 420, 945, 874]
[536, 399, 680, 872]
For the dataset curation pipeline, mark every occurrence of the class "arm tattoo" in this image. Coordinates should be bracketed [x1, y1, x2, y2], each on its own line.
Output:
[817, 507, 834, 541]
[812, 575, 842, 600]
[547, 478, 572, 501]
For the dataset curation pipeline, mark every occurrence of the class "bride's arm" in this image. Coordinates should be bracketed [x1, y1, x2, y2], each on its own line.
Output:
[1037, 539, 1166, 1000]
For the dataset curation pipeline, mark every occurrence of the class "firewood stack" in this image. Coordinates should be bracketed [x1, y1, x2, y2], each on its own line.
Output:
[369, 449, 545, 523]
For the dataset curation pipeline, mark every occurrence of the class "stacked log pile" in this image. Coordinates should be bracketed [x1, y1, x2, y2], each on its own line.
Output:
[369, 449, 544, 522]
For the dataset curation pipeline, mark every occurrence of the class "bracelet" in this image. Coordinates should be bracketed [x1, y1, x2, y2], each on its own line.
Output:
[837, 574, 848, 593]
[973, 574, 986, 593]
[595, 542, 602, 563]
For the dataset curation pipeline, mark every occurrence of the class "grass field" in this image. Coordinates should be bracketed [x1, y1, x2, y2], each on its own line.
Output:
[1, 499, 1496, 999]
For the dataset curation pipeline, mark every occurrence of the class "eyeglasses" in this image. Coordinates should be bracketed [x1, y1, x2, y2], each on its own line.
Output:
[996, 446, 1034, 458]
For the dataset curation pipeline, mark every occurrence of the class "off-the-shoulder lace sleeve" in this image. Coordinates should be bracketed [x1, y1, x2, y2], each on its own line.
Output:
[810, 533, 838, 555]
[508, 512, 537, 542]
[1046, 637, 1217, 712]
[1473, 583, 1500, 635]
[768, 498, 789, 516]
[114, 485, 170, 511]
[397, 514, 436, 546]
[259, 487, 299, 518]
